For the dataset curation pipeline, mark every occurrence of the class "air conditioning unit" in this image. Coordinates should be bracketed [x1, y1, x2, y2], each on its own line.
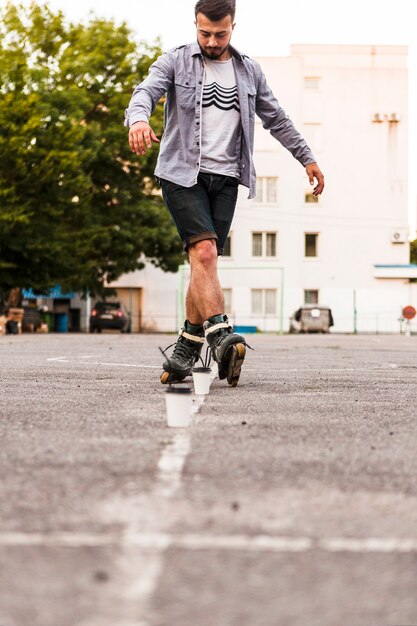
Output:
[390, 229, 408, 244]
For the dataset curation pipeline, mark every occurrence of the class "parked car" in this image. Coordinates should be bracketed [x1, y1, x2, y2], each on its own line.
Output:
[90, 301, 130, 333]
[289, 305, 334, 334]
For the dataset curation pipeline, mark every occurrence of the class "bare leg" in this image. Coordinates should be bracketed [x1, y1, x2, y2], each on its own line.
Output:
[185, 283, 204, 325]
[186, 239, 224, 322]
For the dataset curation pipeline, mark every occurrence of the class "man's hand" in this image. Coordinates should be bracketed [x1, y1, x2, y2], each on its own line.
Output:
[129, 121, 160, 156]
[306, 163, 324, 196]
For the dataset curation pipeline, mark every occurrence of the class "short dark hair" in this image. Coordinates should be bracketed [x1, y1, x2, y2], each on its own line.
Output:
[194, 0, 236, 22]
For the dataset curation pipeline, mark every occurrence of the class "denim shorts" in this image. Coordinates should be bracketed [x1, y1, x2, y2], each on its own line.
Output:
[159, 172, 239, 255]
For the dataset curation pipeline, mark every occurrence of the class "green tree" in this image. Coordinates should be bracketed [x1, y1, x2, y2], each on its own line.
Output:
[0, 2, 183, 305]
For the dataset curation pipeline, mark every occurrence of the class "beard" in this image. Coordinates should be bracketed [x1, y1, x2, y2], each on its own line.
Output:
[201, 46, 227, 60]
[198, 38, 231, 61]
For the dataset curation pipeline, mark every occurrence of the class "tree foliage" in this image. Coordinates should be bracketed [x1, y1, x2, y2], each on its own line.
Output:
[0, 2, 183, 303]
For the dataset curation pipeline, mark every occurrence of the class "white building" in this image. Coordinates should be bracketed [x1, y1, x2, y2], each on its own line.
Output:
[108, 44, 417, 334]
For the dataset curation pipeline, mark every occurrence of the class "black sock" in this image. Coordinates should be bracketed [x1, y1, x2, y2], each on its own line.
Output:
[185, 319, 204, 335]
[207, 313, 226, 325]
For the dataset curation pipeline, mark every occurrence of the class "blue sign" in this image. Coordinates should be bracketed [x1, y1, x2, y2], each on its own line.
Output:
[22, 286, 76, 300]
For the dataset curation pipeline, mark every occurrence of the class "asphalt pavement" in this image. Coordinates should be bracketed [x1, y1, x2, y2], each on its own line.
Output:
[1, 332, 417, 626]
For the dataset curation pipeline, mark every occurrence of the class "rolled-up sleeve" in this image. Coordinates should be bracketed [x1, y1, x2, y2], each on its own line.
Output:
[124, 53, 174, 127]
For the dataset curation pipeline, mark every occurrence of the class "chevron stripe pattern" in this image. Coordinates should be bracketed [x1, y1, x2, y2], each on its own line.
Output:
[202, 82, 240, 112]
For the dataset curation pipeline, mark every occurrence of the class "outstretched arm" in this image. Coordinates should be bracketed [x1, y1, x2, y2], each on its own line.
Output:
[125, 52, 174, 156]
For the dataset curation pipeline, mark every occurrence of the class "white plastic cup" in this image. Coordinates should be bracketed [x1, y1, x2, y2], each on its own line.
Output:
[165, 386, 192, 427]
[192, 367, 212, 395]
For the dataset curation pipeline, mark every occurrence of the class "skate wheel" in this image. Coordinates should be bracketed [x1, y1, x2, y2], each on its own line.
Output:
[160, 371, 171, 384]
[227, 343, 246, 387]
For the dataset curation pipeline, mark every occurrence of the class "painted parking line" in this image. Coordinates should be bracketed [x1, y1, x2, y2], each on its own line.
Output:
[93, 362, 160, 368]
[47, 357, 410, 374]
[109, 365, 216, 618]
[156, 432, 192, 499]
[1, 532, 416, 553]
[47, 356, 160, 368]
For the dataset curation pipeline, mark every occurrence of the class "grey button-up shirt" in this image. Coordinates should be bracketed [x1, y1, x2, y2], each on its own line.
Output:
[125, 41, 316, 199]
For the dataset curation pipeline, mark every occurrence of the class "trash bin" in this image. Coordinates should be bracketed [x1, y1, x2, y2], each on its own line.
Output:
[55, 313, 68, 333]
[41, 312, 54, 332]
[289, 306, 334, 333]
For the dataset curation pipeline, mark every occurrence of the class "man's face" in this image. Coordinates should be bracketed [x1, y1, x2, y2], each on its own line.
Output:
[195, 12, 235, 61]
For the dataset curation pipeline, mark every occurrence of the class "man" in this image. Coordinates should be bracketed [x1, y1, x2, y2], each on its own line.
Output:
[125, 0, 324, 387]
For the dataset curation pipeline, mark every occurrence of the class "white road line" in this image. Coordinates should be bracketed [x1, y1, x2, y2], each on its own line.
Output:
[190, 365, 218, 416]
[0, 532, 116, 546]
[243, 366, 412, 373]
[155, 432, 192, 499]
[46, 358, 411, 375]
[95, 362, 160, 369]
[47, 357, 159, 368]
[1, 532, 417, 553]
[321, 538, 417, 553]
[110, 434, 192, 620]
[78, 622, 148, 626]
[191, 395, 206, 415]
[172, 534, 312, 552]
[123, 368, 216, 608]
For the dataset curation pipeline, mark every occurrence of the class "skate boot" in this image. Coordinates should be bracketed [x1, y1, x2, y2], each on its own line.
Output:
[160, 322, 205, 384]
[203, 314, 248, 387]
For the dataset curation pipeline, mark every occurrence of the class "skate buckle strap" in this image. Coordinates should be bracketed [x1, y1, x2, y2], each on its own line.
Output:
[204, 322, 231, 337]
[180, 329, 205, 343]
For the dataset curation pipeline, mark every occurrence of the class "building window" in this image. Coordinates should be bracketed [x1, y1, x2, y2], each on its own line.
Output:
[305, 192, 319, 204]
[252, 232, 277, 258]
[304, 77, 320, 90]
[266, 233, 276, 257]
[223, 234, 232, 257]
[252, 233, 262, 256]
[251, 289, 277, 316]
[304, 289, 319, 304]
[305, 233, 318, 257]
[265, 289, 276, 314]
[255, 177, 278, 203]
[222, 288, 232, 315]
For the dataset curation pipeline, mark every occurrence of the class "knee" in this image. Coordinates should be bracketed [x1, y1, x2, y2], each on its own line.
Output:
[189, 239, 217, 268]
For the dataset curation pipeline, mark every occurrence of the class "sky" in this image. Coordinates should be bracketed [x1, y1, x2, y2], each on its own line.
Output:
[2, 0, 416, 229]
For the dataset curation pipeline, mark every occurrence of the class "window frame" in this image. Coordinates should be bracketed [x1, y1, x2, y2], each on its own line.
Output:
[304, 76, 321, 90]
[304, 289, 319, 305]
[304, 232, 319, 258]
[251, 231, 278, 259]
[255, 176, 278, 204]
[251, 288, 277, 316]
[304, 191, 319, 204]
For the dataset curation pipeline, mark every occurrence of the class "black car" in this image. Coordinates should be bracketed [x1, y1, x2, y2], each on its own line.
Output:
[90, 301, 130, 333]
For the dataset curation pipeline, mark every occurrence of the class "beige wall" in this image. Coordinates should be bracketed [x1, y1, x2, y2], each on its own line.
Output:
[114, 288, 142, 333]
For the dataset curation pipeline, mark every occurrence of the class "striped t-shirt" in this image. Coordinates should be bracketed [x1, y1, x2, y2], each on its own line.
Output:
[200, 57, 241, 178]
